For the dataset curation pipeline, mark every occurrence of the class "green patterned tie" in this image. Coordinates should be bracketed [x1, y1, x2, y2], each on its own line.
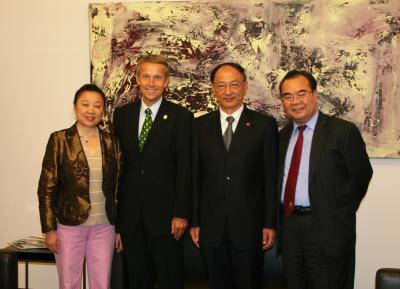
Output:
[139, 108, 153, 151]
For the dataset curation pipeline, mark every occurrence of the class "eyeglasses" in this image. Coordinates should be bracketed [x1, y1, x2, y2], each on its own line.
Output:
[281, 91, 313, 102]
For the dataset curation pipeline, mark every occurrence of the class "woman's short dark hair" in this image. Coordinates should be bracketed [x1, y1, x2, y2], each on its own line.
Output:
[210, 63, 247, 83]
[73, 84, 106, 105]
[279, 70, 317, 95]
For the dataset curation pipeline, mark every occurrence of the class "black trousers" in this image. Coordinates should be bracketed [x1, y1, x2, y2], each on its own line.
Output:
[281, 213, 354, 289]
[121, 222, 184, 289]
[200, 227, 264, 289]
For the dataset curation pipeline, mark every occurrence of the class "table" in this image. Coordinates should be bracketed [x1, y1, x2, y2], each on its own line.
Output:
[3, 246, 86, 289]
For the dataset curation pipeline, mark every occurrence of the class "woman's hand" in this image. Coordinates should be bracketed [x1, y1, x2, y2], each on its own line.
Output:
[45, 230, 59, 253]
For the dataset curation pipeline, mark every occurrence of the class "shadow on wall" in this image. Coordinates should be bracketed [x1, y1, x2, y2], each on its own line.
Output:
[110, 234, 286, 289]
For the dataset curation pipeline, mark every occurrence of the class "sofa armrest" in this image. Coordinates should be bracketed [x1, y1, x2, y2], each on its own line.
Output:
[376, 268, 400, 289]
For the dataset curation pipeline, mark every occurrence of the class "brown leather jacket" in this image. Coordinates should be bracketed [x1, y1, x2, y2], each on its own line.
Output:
[37, 124, 121, 233]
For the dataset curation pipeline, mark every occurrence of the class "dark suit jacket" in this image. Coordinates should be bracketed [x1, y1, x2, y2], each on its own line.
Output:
[38, 123, 121, 233]
[277, 112, 373, 258]
[113, 99, 193, 237]
[192, 107, 278, 250]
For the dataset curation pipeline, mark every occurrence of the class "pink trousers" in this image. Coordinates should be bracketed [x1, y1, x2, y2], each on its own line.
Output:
[55, 224, 115, 289]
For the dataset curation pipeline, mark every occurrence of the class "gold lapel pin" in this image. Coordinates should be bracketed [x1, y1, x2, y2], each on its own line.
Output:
[163, 114, 168, 120]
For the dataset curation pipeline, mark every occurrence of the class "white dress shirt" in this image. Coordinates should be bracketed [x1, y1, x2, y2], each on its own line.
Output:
[219, 105, 244, 134]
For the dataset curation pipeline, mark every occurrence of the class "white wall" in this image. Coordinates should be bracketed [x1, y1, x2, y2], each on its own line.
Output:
[0, 1, 399, 288]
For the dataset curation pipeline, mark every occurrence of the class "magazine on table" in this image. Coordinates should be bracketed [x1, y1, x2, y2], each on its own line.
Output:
[9, 236, 47, 250]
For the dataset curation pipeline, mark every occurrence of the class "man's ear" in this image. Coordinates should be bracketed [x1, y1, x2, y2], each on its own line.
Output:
[163, 77, 170, 89]
[243, 80, 249, 96]
[314, 90, 319, 100]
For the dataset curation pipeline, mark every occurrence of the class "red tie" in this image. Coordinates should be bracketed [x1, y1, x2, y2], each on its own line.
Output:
[283, 125, 306, 216]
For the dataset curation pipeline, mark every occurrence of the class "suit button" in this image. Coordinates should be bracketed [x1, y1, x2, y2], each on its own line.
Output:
[141, 169, 144, 175]
[225, 176, 230, 180]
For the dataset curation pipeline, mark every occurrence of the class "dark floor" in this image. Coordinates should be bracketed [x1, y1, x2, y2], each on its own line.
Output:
[185, 274, 286, 289]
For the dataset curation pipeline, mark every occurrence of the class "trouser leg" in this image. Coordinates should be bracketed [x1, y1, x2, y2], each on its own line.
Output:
[85, 224, 115, 289]
[55, 224, 87, 289]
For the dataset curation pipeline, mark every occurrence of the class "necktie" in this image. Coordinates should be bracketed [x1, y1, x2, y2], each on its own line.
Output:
[223, 116, 235, 150]
[283, 125, 306, 216]
[139, 108, 153, 151]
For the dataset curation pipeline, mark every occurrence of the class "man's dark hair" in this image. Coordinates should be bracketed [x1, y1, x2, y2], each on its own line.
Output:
[279, 70, 317, 95]
[73, 84, 106, 105]
[210, 63, 247, 83]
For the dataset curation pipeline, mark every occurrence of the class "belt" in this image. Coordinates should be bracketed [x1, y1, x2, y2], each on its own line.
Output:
[292, 206, 312, 215]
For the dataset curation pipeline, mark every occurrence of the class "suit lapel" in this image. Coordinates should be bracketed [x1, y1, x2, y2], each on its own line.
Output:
[227, 108, 253, 154]
[278, 123, 293, 189]
[210, 110, 227, 153]
[99, 129, 107, 175]
[129, 101, 141, 151]
[309, 113, 329, 184]
[66, 124, 89, 176]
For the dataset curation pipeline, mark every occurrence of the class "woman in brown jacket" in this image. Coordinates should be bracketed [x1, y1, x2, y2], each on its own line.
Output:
[37, 84, 122, 289]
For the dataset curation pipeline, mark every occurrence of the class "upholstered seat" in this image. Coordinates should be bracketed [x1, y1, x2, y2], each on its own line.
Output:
[376, 268, 400, 289]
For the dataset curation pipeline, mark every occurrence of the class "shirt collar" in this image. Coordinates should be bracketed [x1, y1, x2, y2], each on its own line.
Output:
[140, 97, 162, 117]
[219, 105, 244, 122]
[293, 110, 319, 131]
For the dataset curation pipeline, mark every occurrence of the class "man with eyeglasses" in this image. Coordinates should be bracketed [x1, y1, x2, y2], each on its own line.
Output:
[277, 70, 373, 289]
[190, 63, 278, 289]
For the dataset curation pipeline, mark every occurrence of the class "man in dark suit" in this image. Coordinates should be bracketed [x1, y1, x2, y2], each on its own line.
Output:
[113, 55, 193, 289]
[277, 70, 373, 289]
[190, 63, 278, 289]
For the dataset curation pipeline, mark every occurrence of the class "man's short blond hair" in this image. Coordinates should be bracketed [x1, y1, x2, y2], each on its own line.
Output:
[136, 54, 170, 77]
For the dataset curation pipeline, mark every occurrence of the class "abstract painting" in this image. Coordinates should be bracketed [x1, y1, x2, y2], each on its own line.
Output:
[89, 1, 400, 158]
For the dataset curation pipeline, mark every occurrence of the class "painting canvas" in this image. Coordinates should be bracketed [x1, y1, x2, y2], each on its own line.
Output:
[89, 1, 400, 158]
